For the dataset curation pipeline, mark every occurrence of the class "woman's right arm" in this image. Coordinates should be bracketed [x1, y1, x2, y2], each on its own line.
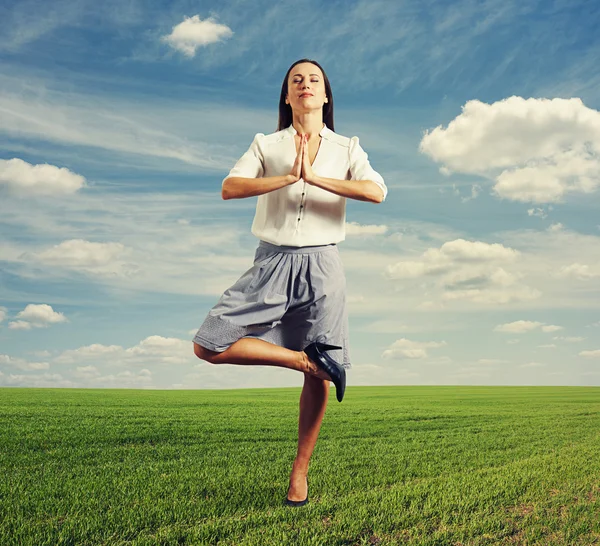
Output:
[222, 132, 304, 200]
[222, 174, 297, 200]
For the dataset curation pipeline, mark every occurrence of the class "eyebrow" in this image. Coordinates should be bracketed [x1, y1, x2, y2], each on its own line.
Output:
[292, 73, 320, 77]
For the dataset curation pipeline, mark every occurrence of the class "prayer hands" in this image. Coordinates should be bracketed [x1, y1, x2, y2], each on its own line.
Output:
[300, 134, 317, 184]
[288, 133, 317, 185]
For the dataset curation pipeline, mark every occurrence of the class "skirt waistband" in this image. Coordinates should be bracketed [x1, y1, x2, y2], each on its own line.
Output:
[258, 240, 337, 254]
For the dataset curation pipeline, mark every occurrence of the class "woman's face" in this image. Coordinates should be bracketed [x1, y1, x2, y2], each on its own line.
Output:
[286, 62, 327, 114]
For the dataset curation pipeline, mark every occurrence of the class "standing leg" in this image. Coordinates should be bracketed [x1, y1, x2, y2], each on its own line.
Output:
[287, 372, 330, 501]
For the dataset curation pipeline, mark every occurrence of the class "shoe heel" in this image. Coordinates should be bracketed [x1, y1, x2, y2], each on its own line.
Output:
[315, 342, 342, 352]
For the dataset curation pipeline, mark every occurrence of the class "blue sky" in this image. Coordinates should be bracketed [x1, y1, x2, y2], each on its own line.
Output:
[1, 0, 599, 389]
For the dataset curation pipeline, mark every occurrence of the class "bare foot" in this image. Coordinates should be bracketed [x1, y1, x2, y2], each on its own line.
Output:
[300, 351, 332, 381]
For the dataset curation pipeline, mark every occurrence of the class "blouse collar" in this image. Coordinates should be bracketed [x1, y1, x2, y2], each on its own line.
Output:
[286, 123, 330, 138]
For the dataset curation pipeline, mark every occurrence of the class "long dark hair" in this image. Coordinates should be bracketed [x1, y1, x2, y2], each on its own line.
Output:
[277, 58, 335, 132]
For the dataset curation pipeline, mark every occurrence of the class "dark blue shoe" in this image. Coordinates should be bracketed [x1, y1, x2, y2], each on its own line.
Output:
[304, 341, 346, 402]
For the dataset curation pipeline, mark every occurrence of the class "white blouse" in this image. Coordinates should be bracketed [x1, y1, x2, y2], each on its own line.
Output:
[223, 123, 387, 247]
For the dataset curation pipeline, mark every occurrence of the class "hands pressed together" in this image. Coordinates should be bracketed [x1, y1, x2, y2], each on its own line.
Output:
[289, 133, 317, 185]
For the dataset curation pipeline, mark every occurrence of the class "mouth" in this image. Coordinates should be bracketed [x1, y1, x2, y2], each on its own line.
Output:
[299, 93, 313, 98]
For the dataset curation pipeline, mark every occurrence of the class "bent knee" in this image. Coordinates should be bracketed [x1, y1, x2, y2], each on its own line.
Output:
[193, 341, 220, 363]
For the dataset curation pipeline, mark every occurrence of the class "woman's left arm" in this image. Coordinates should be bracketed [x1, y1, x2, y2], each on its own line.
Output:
[301, 134, 387, 203]
[306, 175, 385, 203]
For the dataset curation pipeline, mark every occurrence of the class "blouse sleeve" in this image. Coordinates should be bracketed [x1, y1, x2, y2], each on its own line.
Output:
[348, 135, 388, 201]
[222, 133, 265, 185]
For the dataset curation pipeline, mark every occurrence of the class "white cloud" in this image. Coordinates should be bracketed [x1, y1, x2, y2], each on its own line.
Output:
[85, 369, 153, 388]
[443, 267, 518, 289]
[54, 344, 123, 364]
[579, 350, 600, 358]
[386, 239, 519, 280]
[451, 183, 481, 203]
[0, 307, 7, 323]
[553, 336, 584, 343]
[435, 239, 520, 262]
[494, 320, 544, 333]
[0, 364, 153, 388]
[494, 320, 564, 334]
[494, 149, 599, 203]
[464, 184, 481, 202]
[161, 15, 233, 57]
[30, 239, 138, 277]
[442, 285, 541, 305]
[54, 335, 192, 367]
[385, 239, 536, 305]
[125, 335, 191, 364]
[382, 338, 447, 360]
[528, 207, 549, 219]
[0, 354, 50, 371]
[541, 325, 563, 333]
[8, 304, 67, 330]
[0, 158, 85, 196]
[345, 222, 388, 236]
[0, 372, 75, 388]
[36, 239, 127, 266]
[420, 96, 600, 204]
[494, 226, 600, 309]
[16, 303, 67, 325]
[556, 263, 600, 280]
[0, 187, 253, 298]
[8, 320, 32, 330]
[73, 365, 101, 378]
[520, 362, 546, 368]
[2, 334, 193, 389]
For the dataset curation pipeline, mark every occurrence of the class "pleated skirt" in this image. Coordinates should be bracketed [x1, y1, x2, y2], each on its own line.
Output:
[193, 240, 351, 369]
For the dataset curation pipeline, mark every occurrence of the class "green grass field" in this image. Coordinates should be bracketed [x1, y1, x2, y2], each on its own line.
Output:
[1, 385, 599, 545]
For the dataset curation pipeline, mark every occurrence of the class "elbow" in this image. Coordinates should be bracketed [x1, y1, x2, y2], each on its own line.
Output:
[367, 183, 385, 204]
[221, 179, 234, 200]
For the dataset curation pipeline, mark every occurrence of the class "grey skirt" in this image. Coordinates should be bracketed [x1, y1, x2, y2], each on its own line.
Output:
[193, 240, 351, 369]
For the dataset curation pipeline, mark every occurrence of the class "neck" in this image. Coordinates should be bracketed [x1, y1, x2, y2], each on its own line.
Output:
[291, 114, 325, 138]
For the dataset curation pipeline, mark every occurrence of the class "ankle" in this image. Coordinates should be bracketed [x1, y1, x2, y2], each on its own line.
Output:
[292, 458, 309, 476]
[298, 351, 311, 374]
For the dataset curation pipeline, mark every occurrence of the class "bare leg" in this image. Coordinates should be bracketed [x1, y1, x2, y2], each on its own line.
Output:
[193, 338, 331, 380]
[194, 338, 332, 501]
[287, 372, 330, 501]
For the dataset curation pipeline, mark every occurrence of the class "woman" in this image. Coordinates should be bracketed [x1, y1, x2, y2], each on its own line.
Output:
[193, 58, 387, 507]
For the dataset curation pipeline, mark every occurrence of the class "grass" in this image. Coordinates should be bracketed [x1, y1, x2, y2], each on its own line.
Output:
[1, 385, 599, 545]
